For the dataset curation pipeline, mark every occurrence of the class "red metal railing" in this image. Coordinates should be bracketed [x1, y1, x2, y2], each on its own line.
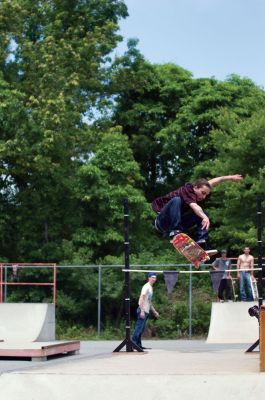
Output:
[0, 263, 56, 304]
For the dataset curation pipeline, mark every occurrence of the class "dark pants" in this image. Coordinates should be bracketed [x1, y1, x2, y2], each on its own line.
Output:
[132, 307, 149, 347]
[218, 278, 232, 301]
[155, 197, 208, 241]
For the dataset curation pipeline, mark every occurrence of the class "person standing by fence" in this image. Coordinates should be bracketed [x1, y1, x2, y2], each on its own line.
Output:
[212, 249, 232, 302]
[237, 247, 254, 301]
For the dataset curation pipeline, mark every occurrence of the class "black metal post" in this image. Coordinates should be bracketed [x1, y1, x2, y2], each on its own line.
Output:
[113, 199, 143, 352]
[246, 196, 264, 353]
[257, 196, 264, 306]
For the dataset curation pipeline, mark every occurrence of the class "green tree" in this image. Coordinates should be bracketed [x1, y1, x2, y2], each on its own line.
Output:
[109, 40, 193, 199]
[0, 0, 128, 261]
[158, 75, 265, 189]
[109, 41, 265, 203]
[195, 108, 265, 253]
[64, 128, 152, 263]
[0, 75, 26, 259]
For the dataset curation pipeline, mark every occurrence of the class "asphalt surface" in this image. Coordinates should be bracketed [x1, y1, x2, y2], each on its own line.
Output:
[0, 340, 263, 400]
[0, 339, 253, 373]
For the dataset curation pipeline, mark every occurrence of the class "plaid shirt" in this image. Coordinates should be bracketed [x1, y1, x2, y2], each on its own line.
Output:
[151, 183, 198, 214]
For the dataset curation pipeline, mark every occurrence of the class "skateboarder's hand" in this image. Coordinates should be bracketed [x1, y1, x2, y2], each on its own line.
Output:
[201, 216, 210, 230]
[230, 174, 243, 182]
[154, 311, 159, 318]
[140, 310, 145, 319]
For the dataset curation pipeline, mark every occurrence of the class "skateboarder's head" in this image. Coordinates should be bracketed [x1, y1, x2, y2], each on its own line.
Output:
[192, 178, 211, 201]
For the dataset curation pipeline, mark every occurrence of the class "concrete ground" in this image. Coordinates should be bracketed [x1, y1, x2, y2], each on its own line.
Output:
[0, 340, 264, 400]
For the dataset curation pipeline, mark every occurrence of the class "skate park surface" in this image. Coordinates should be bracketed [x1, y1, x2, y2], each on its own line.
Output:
[0, 339, 263, 400]
[0, 301, 263, 399]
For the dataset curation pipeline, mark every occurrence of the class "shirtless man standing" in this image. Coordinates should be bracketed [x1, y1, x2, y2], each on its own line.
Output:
[237, 247, 254, 301]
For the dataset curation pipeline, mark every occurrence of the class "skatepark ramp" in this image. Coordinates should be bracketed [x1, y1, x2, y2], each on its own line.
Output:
[207, 302, 259, 344]
[0, 303, 80, 361]
[0, 303, 55, 342]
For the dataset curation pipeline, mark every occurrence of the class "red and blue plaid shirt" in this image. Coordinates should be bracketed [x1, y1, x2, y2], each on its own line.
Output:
[151, 183, 198, 214]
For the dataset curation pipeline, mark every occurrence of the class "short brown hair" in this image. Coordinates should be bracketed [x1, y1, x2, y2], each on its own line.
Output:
[192, 178, 211, 189]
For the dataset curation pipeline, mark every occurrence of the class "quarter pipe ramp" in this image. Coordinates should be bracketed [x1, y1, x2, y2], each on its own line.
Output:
[0, 303, 55, 342]
[207, 302, 259, 344]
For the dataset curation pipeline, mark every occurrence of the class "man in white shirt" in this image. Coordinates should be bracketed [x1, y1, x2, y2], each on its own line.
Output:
[132, 272, 159, 349]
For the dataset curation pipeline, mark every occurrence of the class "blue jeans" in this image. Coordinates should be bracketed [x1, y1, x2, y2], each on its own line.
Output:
[239, 272, 253, 301]
[132, 307, 149, 347]
[155, 196, 208, 241]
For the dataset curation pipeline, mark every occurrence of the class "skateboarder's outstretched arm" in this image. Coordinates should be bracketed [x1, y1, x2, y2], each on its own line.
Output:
[189, 203, 210, 230]
[189, 174, 242, 229]
[208, 174, 243, 187]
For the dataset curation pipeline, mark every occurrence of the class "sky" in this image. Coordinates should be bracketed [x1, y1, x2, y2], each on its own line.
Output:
[115, 0, 265, 88]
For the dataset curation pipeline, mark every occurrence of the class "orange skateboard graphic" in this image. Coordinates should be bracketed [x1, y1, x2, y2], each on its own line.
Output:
[171, 233, 210, 268]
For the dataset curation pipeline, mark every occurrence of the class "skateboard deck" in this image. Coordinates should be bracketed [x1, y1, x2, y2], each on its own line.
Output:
[230, 277, 238, 301]
[171, 233, 210, 268]
[250, 278, 259, 301]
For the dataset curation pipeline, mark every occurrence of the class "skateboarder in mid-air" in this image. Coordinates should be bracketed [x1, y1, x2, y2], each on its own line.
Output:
[152, 174, 243, 256]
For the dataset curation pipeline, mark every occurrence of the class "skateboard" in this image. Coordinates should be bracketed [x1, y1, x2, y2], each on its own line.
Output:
[230, 277, 238, 301]
[171, 233, 210, 268]
[250, 278, 259, 301]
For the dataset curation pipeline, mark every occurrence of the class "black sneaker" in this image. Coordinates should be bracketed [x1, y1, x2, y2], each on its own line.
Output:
[169, 230, 182, 242]
[154, 219, 164, 234]
[196, 239, 207, 249]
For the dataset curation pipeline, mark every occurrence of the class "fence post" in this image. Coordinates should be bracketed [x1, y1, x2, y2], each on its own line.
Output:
[188, 264, 192, 338]
[257, 196, 264, 306]
[0, 264, 2, 303]
[97, 265, 102, 336]
[4, 265, 7, 302]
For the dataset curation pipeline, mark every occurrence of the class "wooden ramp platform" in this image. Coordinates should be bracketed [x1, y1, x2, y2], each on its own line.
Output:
[0, 340, 80, 361]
